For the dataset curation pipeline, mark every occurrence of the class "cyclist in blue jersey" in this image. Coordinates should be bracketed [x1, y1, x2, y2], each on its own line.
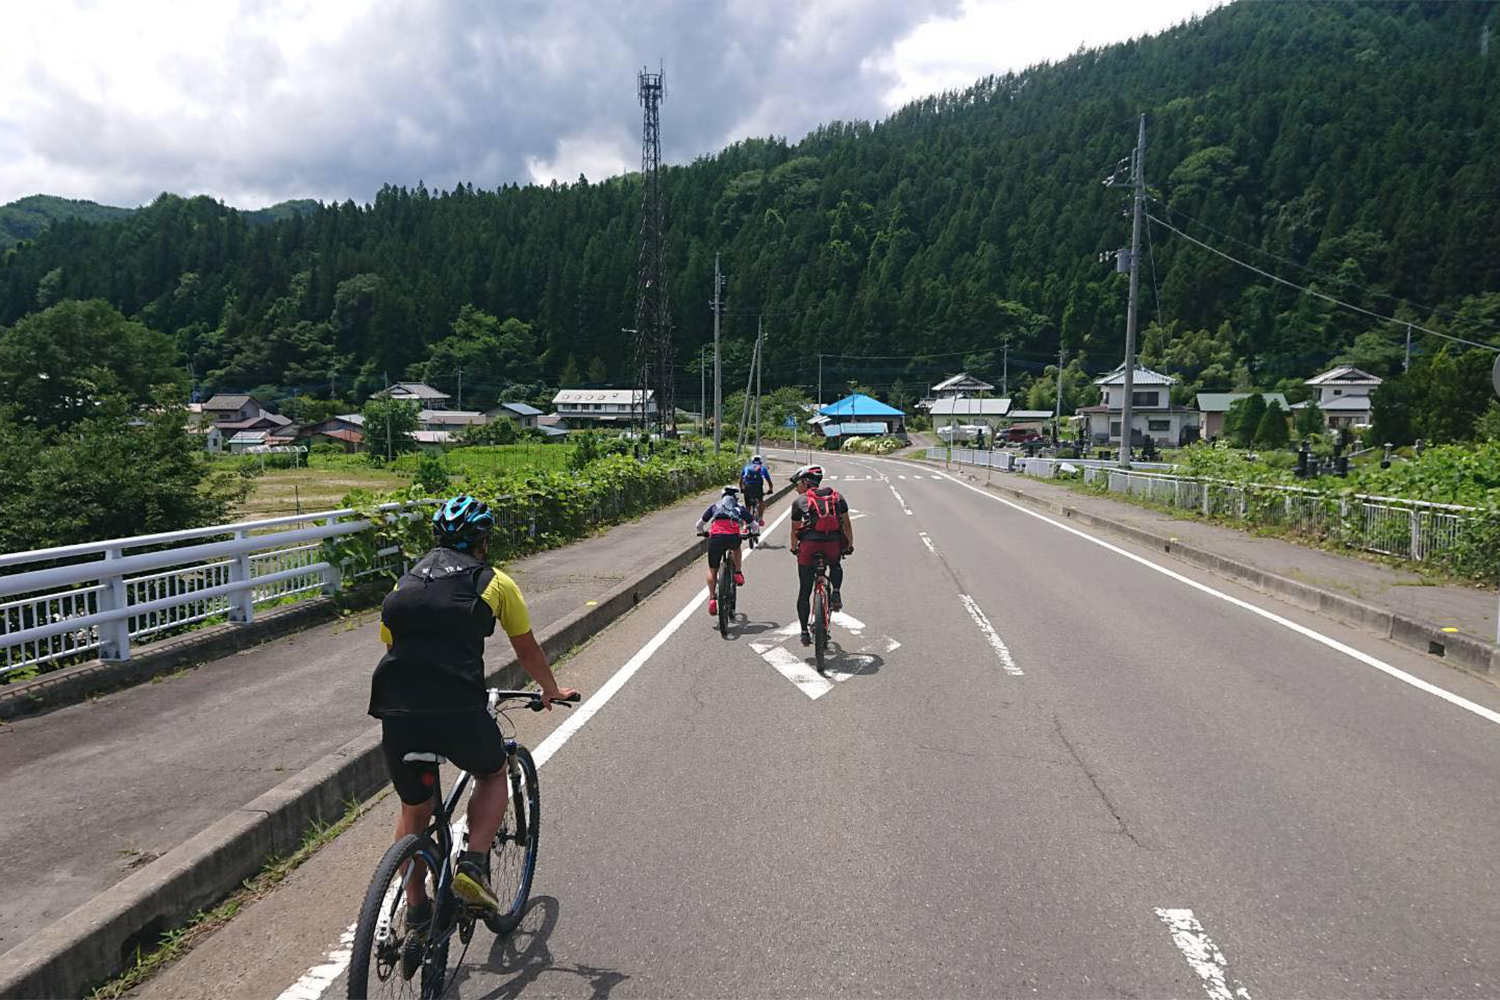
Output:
[740, 455, 773, 536]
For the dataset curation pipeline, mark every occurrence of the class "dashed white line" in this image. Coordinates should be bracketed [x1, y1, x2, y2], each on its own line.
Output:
[919, 531, 937, 555]
[889, 485, 913, 515]
[958, 594, 1022, 676]
[282, 508, 798, 998]
[1155, 908, 1253, 1000]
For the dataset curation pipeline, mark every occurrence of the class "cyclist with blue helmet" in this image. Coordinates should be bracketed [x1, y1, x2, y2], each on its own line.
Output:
[371, 494, 578, 926]
[740, 455, 773, 534]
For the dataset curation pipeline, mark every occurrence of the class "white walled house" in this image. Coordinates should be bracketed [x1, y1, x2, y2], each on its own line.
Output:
[1079, 364, 1197, 448]
[1302, 365, 1381, 430]
[551, 389, 656, 427]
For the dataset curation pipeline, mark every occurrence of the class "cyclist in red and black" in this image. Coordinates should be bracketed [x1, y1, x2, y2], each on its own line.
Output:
[789, 464, 853, 647]
[695, 485, 755, 618]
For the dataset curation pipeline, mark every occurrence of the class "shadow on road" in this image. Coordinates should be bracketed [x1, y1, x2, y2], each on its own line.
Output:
[451, 895, 629, 1000]
[817, 642, 885, 679]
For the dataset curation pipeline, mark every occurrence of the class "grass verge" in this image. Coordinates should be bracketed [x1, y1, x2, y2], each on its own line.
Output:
[87, 790, 388, 1000]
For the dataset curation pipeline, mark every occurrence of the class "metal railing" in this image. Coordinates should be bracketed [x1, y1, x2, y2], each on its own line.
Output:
[0, 462, 736, 679]
[0, 504, 422, 678]
[1077, 466, 1490, 567]
[926, 447, 1173, 477]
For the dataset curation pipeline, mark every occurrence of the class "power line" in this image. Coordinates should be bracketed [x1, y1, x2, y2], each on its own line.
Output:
[1147, 212, 1500, 355]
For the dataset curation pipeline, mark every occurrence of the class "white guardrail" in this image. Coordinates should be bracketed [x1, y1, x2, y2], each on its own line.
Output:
[925, 446, 1490, 569]
[0, 503, 423, 678]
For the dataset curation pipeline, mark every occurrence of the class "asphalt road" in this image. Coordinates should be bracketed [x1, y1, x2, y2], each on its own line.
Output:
[137, 449, 1500, 999]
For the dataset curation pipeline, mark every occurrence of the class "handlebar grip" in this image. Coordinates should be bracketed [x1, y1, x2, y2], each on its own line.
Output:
[529, 691, 582, 711]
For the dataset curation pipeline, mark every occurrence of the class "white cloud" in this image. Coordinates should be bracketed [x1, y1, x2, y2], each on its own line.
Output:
[877, 0, 1218, 108]
[0, 0, 1215, 210]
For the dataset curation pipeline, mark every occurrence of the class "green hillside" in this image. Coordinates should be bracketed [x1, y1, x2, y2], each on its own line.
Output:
[0, 195, 134, 249]
[1, 1, 1497, 424]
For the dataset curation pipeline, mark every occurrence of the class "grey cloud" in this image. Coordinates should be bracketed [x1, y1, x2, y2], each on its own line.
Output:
[2, 0, 955, 208]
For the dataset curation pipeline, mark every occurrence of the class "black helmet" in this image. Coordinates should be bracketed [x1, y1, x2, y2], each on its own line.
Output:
[431, 494, 495, 550]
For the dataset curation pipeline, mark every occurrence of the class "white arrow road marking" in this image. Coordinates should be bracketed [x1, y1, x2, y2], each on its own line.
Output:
[889, 485, 913, 515]
[1154, 908, 1253, 1000]
[849, 508, 867, 520]
[752, 613, 894, 700]
[958, 594, 1022, 675]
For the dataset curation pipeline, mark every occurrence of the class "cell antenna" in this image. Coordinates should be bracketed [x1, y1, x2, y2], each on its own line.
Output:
[632, 66, 673, 437]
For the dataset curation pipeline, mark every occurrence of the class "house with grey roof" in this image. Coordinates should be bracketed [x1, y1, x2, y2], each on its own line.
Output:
[377, 381, 454, 408]
[1300, 366, 1382, 430]
[1080, 363, 1196, 448]
[1196, 392, 1290, 441]
[486, 401, 544, 429]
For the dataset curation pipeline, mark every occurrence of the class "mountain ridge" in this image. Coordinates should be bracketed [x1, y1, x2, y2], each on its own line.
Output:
[0, 194, 321, 250]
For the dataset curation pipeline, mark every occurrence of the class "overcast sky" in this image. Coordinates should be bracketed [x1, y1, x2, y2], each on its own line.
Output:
[0, 0, 1214, 210]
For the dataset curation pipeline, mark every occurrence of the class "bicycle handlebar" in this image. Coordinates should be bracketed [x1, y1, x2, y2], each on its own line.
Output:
[486, 688, 582, 713]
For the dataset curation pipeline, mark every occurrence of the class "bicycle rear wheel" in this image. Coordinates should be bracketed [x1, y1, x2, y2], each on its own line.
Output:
[348, 834, 449, 999]
[483, 745, 540, 935]
[717, 567, 731, 637]
[812, 582, 829, 671]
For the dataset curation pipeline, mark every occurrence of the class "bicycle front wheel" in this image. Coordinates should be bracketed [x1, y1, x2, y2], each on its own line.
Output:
[348, 833, 449, 999]
[483, 745, 540, 935]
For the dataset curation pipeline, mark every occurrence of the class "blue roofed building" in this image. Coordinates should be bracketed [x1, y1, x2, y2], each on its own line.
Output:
[813, 394, 907, 439]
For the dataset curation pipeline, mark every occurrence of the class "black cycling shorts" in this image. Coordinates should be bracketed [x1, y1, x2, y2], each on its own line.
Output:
[706, 533, 742, 569]
[381, 710, 507, 805]
[741, 483, 764, 502]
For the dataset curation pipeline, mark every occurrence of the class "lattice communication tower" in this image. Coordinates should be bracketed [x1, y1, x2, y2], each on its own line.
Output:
[632, 67, 673, 436]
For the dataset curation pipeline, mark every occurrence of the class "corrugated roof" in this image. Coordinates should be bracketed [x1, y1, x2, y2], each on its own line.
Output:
[820, 421, 889, 437]
[495, 401, 543, 416]
[419, 410, 486, 424]
[1196, 392, 1289, 413]
[929, 398, 1011, 417]
[385, 382, 451, 399]
[1008, 409, 1055, 419]
[227, 431, 266, 444]
[203, 394, 253, 410]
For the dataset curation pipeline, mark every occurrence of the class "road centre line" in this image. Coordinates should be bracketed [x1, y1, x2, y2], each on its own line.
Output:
[1154, 908, 1253, 1000]
[919, 531, 937, 555]
[889, 485, 913, 515]
[959, 594, 1023, 676]
[281, 507, 796, 1000]
[865, 455, 1500, 730]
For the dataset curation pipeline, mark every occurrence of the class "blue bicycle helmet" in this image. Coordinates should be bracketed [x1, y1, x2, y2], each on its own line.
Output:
[432, 494, 495, 550]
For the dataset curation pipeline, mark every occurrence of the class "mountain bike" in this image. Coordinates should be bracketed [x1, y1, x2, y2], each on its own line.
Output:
[717, 554, 738, 638]
[347, 688, 580, 999]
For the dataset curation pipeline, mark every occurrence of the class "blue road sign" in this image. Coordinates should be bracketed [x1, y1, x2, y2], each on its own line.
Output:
[784, 416, 796, 429]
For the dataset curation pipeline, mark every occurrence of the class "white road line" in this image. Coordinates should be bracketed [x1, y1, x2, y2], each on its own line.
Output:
[919, 531, 937, 555]
[958, 594, 1023, 676]
[872, 456, 1500, 730]
[889, 485, 913, 515]
[282, 506, 796, 999]
[897, 474, 907, 479]
[1155, 908, 1253, 1000]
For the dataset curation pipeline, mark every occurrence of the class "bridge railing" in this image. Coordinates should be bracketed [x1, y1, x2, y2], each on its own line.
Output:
[0, 503, 425, 678]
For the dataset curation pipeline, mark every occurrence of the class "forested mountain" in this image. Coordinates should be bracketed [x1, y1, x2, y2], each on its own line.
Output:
[0, 195, 320, 251]
[1, 0, 1497, 413]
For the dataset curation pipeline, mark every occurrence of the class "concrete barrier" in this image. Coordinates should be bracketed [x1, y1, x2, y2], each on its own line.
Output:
[0, 485, 791, 999]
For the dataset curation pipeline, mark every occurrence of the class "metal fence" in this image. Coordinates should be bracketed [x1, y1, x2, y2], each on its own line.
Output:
[1078, 466, 1488, 566]
[1, 462, 737, 679]
[0, 504, 420, 678]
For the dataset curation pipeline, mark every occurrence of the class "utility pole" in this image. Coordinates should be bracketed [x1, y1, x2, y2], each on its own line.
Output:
[712, 252, 723, 454]
[1404, 323, 1413, 373]
[700, 346, 706, 437]
[1107, 113, 1146, 469]
[737, 331, 760, 452]
[457, 368, 463, 411]
[1055, 343, 1066, 445]
[754, 317, 763, 454]
[1002, 337, 1011, 399]
[383, 370, 392, 462]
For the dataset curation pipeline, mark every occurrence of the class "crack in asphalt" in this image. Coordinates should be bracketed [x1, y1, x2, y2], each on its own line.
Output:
[1052, 712, 1153, 850]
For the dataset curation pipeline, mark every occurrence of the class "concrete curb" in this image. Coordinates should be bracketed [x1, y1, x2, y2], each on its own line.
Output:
[0, 485, 791, 999]
[927, 461, 1500, 679]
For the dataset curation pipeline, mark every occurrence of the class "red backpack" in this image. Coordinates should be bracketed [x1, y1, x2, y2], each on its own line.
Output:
[806, 488, 843, 534]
